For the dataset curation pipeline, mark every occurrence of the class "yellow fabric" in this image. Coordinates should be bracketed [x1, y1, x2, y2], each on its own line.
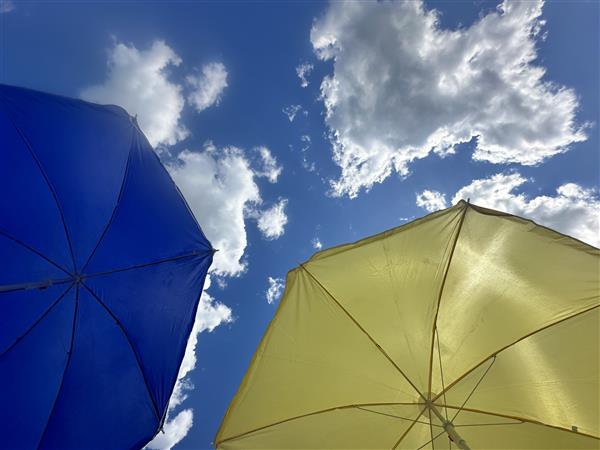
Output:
[215, 201, 599, 449]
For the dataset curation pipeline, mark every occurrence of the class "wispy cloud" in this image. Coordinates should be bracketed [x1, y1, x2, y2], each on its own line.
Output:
[187, 62, 228, 112]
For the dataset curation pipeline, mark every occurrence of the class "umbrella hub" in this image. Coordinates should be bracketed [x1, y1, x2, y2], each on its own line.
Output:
[72, 273, 84, 284]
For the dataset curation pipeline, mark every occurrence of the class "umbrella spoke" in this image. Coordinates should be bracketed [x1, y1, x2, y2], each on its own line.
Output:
[37, 284, 79, 448]
[441, 405, 599, 440]
[81, 283, 161, 423]
[434, 304, 599, 404]
[300, 264, 426, 400]
[80, 137, 134, 274]
[428, 203, 469, 396]
[0, 284, 74, 358]
[417, 429, 446, 450]
[356, 406, 441, 427]
[450, 355, 496, 422]
[2, 112, 78, 272]
[0, 228, 72, 276]
[83, 249, 209, 280]
[435, 327, 449, 422]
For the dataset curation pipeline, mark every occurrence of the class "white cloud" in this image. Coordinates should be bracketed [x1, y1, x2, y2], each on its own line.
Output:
[452, 173, 600, 246]
[255, 199, 288, 240]
[296, 62, 314, 88]
[81, 40, 188, 148]
[0, 0, 15, 13]
[266, 277, 285, 304]
[187, 62, 228, 112]
[254, 146, 282, 183]
[311, 237, 323, 250]
[282, 104, 306, 122]
[167, 144, 262, 276]
[146, 409, 193, 450]
[416, 190, 448, 212]
[311, 0, 587, 197]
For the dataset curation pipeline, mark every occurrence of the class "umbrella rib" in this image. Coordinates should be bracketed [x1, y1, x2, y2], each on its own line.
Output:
[450, 355, 496, 422]
[433, 303, 599, 403]
[356, 406, 441, 428]
[439, 404, 600, 441]
[0, 277, 72, 294]
[83, 250, 209, 279]
[0, 228, 71, 276]
[0, 284, 74, 359]
[81, 283, 162, 423]
[36, 284, 80, 449]
[215, 402, 423, 446]
[80, 127, 135, 274]
[300, 264, 425, 400]
[1, 107, 78, 272]
[427, 202, 469, 397]
[417, 429, 446, 450]
[391, 407, 427, 449]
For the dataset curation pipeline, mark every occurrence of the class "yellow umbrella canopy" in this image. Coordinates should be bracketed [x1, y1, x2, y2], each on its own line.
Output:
[215, 200, 599, 449]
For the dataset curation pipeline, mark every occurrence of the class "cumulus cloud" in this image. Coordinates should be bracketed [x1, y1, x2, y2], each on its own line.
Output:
[417, 173, 600, 246]
[187, 62, 228, 112]
[311, 0, 587, 197]
[254, 146, 282, 183]
[311, 237, 323, 250]
[296, 62, 314, 88]
[81, 40, 188, 148]
[266, 277, 285, 304]
[255, 199, 288, 240]
[167, 144, 262, 276]
[146, 409, 193, 450]
[416, 190, 448, 212]
[282, 104, 306, 122]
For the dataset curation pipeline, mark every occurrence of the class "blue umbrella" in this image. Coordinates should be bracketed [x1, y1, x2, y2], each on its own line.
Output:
[0, 84, 213, 449]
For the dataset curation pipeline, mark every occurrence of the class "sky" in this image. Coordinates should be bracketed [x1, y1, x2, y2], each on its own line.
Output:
[1, 0, 599, 448]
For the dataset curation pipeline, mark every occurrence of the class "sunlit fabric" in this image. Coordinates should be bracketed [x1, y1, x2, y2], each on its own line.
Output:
[215, 201, 599, 449]
[0, 84, 213, 449]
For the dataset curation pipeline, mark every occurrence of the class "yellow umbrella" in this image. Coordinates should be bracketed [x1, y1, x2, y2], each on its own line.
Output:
[215, 200, 599, 449]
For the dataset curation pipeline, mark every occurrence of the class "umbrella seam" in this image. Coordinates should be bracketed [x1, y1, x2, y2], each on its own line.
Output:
[427, 202, 469, 399]
[438, 404, 600, 440]
[0, 228, 71, 276]
[80, 126, 135, 274]
[300, 264, 426, 400]
[433, 303, 599, 403]
[36, 284, 79, 449]
[0, 284, 74, 359]
[81, 282, 162, 424]
[0, 102, 78, 272]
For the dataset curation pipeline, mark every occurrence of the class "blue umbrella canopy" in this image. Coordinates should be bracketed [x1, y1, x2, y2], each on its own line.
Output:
[0, 84, 213, 449]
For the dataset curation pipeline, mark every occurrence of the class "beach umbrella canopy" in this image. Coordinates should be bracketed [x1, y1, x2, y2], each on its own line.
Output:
[0, 84, 213, 449]
[215, 201, 599, 449]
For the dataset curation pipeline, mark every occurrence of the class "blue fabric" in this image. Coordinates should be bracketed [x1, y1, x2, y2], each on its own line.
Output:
[0, 84, 213, 449]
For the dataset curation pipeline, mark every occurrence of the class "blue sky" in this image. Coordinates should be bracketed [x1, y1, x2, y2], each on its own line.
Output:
[1, 0, 598, 448]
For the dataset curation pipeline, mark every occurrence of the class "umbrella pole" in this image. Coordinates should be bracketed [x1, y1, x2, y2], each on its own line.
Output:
[427, 402, 471, 450]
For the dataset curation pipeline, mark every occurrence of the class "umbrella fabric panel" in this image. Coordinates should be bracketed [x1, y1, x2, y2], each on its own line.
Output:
[0, 284, 71, 354]
[85, 130, 211, 276]
[0, 234, 69, 290]
[434, 204, 600, 396]
[83, 253, 212, 413]
[219, 404, 422, 450]
[437, 308, 599, 438]
[0, 287, 76, 449]
[215, 267, 418, 446]
[39, 287, 158, 450]
[0, 85, 133, 270]
[0, 107, 73, 272]
[303, 205, 464, 393]
[435, 409, 598, 449]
